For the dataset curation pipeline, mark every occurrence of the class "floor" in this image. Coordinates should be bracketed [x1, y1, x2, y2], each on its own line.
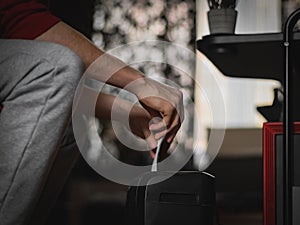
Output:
[219, 211, 262, 225]
[46, 157, 263, 225]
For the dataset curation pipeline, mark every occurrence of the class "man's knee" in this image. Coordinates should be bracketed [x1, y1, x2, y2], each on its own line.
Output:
[0, 40, 84, 100]
[32, 42, 85, 103]
[45, 42, 84, 89]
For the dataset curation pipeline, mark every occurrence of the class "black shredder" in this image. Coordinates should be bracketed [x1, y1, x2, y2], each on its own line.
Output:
[126, 171, 216, 225]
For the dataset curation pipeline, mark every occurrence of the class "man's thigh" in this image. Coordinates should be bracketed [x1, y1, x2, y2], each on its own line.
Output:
[0, 39, 83, 225]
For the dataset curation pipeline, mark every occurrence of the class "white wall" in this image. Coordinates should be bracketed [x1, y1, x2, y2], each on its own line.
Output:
[194, 0, 282, 168]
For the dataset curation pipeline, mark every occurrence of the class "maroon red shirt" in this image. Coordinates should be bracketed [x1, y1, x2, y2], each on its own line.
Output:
[0, 0, 60, 39]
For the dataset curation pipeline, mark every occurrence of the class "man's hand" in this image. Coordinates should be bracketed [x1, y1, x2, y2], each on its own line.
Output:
[132, 78, 184, 145]
[128, 104, 174, 160]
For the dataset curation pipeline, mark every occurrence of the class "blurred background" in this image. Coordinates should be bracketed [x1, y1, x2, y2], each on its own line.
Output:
[47, 0, 299, 224]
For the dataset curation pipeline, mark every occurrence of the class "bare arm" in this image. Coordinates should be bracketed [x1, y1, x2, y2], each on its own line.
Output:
[36, 21, 184, 149]
[77, 88, 157, 149]
[36, 21, 144, 90]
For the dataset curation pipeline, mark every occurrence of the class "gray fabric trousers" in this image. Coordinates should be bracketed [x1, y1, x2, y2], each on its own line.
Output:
[0, 39, 84, 225]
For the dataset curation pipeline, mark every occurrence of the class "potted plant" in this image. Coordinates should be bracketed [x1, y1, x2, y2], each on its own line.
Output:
[207, 0, 238, 34]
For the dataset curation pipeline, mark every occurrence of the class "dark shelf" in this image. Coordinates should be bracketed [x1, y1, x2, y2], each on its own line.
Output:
[196, 32, 300, 83]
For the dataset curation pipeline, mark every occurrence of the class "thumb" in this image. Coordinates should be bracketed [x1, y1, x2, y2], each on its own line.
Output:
[140, 101, 161, 118]
[143, 127, 157, 150]
[145, 133, 157, 151]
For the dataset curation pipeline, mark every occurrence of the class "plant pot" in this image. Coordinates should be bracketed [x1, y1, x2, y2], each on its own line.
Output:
[207, 8, 237, 34]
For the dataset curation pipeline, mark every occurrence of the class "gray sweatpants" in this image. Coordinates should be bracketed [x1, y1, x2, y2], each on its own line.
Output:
[0, 39, 84, 225]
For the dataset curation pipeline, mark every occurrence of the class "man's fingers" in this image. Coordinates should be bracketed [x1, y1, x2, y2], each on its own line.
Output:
[154, 129, 168, 140]
[163, 111, 181, 143]
[165, 126, 178, 143]
[149, 121, 166, 132]
[140, 101, 161, 118]
[145, 132, 157, 150]
[149, 116, 167, 139]
[148, 108, 181, 143]
[149, 138, 171, 161]
[166, 124, 180, 143]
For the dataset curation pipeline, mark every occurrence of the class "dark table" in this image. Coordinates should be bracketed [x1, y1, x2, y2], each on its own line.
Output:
[196, 32, 300, 83]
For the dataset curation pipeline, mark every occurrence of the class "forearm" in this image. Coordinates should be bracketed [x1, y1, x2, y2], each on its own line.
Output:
[35, 21, 144, 92]
[78, 87, 138, 122]
[95, 92, 134, 122]
[79, 89, 152, 141]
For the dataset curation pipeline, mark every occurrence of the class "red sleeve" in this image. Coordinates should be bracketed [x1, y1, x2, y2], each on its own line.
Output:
[0, 0, 61, 39]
